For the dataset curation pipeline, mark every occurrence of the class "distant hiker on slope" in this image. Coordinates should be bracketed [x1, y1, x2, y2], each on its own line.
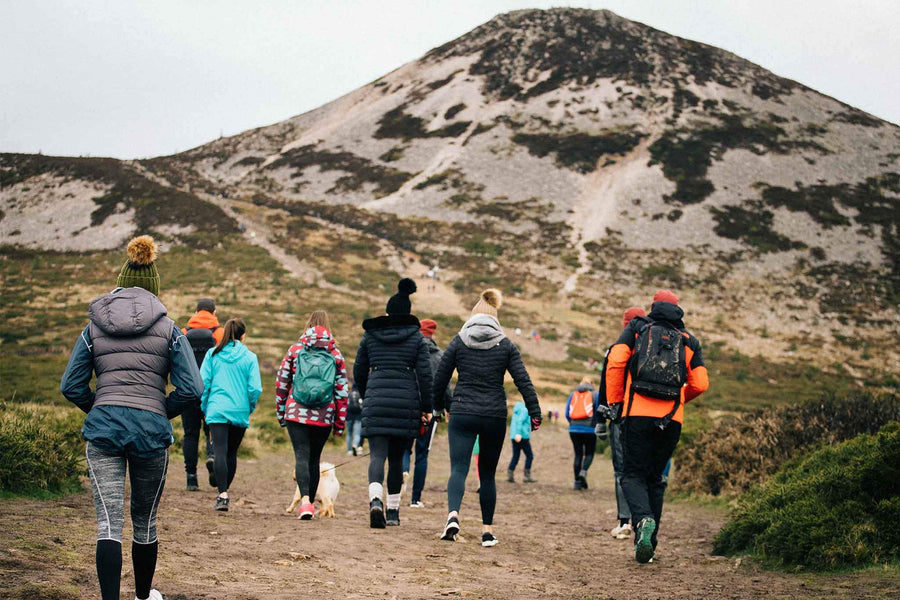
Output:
[605, 290, 709, 563]
[181, 298, 224, 491]
[353, 278, 433, 528]
[507, 399, 536, 483]
[61, 235, 203, 600]
[402, 318, 452, 508]
[566, 376, 600, 490]
[200, 318, 262, 512]
[276, 310, 349, 520]
[599, 306, 649, 539]
[432, 289, 542, 547]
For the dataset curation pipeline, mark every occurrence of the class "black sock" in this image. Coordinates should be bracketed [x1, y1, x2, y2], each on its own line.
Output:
[96, 540, 122, 600]
[132, 540, 158, 599]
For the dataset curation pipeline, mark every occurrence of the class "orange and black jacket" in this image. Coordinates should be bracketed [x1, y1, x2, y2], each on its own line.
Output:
[604, 302, 709, 425]
[181, 310, 224, 343]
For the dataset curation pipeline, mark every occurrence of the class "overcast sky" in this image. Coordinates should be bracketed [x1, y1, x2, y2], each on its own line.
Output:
[2, 0, 897, 159]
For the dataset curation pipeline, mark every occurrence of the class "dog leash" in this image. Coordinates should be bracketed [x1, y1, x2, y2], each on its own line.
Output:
[321, 452, 371, 473]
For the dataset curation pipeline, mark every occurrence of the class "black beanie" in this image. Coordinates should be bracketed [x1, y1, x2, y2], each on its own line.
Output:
[386, 278, 417, 315]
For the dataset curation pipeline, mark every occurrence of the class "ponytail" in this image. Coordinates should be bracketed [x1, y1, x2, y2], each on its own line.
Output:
[213, 317, 246, 355]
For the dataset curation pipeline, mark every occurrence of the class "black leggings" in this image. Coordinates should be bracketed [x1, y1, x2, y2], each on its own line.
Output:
[368, 435, 408, 494]
[208, 423, 246, 494]
[181, 401, 212, 474]
[286, 422, 331, 499]
[570, 432, 597, 478]
[447, 414, 506, 525]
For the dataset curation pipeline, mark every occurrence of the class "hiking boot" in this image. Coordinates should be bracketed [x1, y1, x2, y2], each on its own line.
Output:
[523, 469, 536, 483]
[441, 516, 460, 541]
[409, 500, 425, 508]
[206, 458, 217, 488]
[573, 479, 584, 490]
[481, 532, 499, 547]
[634, 518, 656, 563]
[578, 470, 589, 489]
[369, 498, 386, 529]
[507, 469, 516, 483]
[611, 522, 632, 539]
[186, 473, 199, 491]
[298, 502, 315, 520]
[215, 496, 229, 512]
[385, 508, 400, 526]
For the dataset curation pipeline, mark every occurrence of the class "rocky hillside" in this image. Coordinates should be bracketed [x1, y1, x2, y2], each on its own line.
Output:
[2, 8, 898, 379]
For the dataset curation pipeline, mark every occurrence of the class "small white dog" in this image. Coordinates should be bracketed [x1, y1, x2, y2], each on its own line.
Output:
[286, 462, 341, 518]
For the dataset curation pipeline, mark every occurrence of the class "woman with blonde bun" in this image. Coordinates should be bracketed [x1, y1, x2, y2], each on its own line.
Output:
[432, 289, 542, 547]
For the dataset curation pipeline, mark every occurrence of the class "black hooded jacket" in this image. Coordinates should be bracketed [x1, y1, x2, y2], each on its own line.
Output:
[353, 314, 434, 438]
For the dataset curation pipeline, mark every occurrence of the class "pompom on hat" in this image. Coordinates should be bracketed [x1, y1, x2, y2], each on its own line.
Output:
[652, 289, 679, 306]
[622, 306, 647, 329]
[116, 235, 160, 296]
[471, 288, 502, 319]
[386, 278, 417, 315]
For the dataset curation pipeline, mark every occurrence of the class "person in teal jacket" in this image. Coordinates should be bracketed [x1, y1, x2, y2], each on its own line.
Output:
[506, 400, 535, 483]
[200, 317, 262, 511]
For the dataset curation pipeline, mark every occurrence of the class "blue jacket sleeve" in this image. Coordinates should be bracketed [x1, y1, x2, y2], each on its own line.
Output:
[247, 353, 262, 413]
[167, 326, 204, 419]
[60, 325, 95, 414]
[564, 393, 573, 422]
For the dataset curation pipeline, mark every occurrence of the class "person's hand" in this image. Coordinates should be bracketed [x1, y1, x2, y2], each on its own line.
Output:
[278, 418, 286, 428]
[333, 427, 344, 437]
[514, 434, 522, 442]
[421, 412, 433, 424]
[594, 422, 608, 440]
[433, 411, 444, 423]
[530, 416, 542, 431]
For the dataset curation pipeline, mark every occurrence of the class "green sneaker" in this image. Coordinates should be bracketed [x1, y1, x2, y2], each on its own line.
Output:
[635, 518, 656, 564]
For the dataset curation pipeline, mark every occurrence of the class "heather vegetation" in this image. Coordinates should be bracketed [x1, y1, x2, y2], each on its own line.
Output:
[511, 129, 646, 173]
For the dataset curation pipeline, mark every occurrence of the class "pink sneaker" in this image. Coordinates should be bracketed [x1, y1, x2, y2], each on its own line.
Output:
[298, 502, 315, 520]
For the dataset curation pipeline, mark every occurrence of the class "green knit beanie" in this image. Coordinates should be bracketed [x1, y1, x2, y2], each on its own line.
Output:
[116, 235, 160, 296]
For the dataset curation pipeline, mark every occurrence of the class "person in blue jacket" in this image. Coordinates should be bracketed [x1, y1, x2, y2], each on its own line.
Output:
[60, 235, 203, 600]
[506, 400, 535, 483]
[200, 317, 263, 511]
[566, 376, 600, 490]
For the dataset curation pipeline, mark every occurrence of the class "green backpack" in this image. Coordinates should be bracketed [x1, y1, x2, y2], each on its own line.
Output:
[291, 347, 336, 408]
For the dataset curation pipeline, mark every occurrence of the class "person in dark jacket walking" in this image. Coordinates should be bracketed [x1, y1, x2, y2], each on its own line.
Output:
[275, 310, 349, 519]
[180, 297, 224, 491]
[402, 318, 452, 508]
[605, 290, 709, 563]
[566, 376, 600, 490]
[345, 381, 363, 455]
[433, 289, 542, 547]
[353, 278, 433, 528]
[60, 236, 204, 600]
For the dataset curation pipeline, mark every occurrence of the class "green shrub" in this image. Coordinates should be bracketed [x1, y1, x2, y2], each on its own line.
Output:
[0, 403, 84, 496]
[674, 391, 900, 496]
[714, 422, 900, 570]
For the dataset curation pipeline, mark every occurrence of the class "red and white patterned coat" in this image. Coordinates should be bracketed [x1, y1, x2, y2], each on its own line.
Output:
[276, 326, 348, 431]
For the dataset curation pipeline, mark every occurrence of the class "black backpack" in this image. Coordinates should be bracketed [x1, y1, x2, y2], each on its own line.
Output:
[185, 327, 219, 368]
[348, 388, 363, 416]
[628, 321, 686, 428]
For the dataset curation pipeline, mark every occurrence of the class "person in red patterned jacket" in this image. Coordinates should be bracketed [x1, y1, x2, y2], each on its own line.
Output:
[275, 311, 349, 520]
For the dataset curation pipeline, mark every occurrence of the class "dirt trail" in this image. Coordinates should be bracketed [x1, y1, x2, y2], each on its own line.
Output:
[2, 425, 896, 600]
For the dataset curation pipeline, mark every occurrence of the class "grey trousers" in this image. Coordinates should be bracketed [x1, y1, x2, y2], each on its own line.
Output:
[608, 421, 631, 521]
[85, 442, 168, 544]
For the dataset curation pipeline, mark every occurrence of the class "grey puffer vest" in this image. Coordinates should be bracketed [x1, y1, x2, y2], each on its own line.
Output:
[88, 287, 174, 416]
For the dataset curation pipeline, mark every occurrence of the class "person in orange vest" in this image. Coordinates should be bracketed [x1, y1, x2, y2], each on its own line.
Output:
[605, 290, 709, 563]
[180, 298, 224, 491]
[565, 376, 600, 490]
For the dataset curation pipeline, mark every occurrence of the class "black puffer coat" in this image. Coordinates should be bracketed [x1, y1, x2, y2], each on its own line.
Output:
[432, 314, 541, 420]
[353, 314, 433, 438]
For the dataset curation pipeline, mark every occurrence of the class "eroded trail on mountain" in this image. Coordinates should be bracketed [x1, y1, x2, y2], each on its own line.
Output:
[2, 425, 897, 600]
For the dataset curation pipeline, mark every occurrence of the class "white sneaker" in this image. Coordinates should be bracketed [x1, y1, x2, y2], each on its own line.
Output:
[409, 500, 425, 508]
[611, 523, 632, 539]
[346, 450, 353, 456]
[137, 590, 163, 600]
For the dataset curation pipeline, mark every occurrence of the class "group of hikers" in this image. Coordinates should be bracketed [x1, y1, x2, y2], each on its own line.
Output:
[60, 235, 708, 599]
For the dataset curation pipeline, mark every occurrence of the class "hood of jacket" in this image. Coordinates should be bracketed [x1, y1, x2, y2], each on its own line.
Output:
[299, 325, 337, 352]
[424, 336, 441, 354]
[362, 314, 421, 344]
[89, 287, 168, 337]
[459, 314, 506, 350]
[186, 310, 220, 330]
[211, 340, 251, 364]
[648, 301, 686, 329]
[575, 383, 594, 392]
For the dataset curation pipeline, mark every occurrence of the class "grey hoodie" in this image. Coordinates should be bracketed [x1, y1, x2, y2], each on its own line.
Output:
[459, 314, 506, 350]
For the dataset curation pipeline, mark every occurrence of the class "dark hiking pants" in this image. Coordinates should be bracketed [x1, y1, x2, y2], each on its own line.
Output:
[181, 401, 212, 474]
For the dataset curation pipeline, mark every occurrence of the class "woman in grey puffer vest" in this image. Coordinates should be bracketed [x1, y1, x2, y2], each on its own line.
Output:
[60, 236, 203, 600]
[432, 289, 542, 548]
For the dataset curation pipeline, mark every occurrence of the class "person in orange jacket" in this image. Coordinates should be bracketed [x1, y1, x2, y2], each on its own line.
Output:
[180, 298, 225, 490]
[604, 290, 709, 563]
